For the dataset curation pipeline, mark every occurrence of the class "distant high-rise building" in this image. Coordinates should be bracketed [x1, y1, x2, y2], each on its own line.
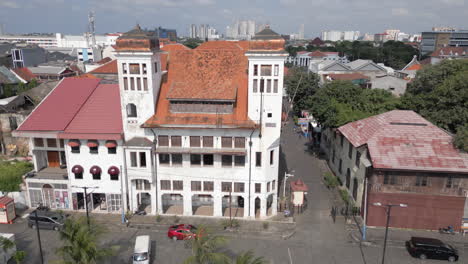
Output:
[432, 26, 457, 32]
[155, 26, 177, 41]
[226, 20, 258, 39]
[421, 29, 468, 54]
[384, 29, 400, 41]
[190, 24, 197, 38]
[321, 30, 359, 41]
[298, 24, 304, 40]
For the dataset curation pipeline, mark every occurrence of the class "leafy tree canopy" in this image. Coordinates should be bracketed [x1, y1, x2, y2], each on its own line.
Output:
[183, 38, 204, 49]
[308, 81, 399, 128]
[284, 67, 320, 114]
[0, 161, 33, 192]
[401, 59, 468, 150]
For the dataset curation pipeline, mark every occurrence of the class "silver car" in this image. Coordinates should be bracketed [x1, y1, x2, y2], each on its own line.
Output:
[28, 211, 65, 231]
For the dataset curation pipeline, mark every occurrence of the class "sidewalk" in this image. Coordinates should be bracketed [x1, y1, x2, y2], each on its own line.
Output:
[64, 211, 296, 240]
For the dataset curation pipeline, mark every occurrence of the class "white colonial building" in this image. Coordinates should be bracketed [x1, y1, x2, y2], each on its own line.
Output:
[14, 26, 287, 219]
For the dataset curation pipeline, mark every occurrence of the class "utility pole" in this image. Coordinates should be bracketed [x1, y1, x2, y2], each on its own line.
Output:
[373, 203, 408, 264]
[33, 210, 44, 264]
[229, 190, 232, 227]
[72, 186, 98, 227]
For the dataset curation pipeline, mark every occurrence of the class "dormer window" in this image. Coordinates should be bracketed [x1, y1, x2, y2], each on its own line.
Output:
[253, 65, 258, 76]
[68, 140, 81, 153]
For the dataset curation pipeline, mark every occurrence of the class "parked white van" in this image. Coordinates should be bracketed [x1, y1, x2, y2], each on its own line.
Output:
[133, 235, 151, 264]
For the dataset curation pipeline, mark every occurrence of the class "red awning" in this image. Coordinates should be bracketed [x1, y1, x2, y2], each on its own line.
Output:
[105, 140, 117, 148]
[71, 165, 83, 174]
[87, 140, 99, 148]
[89, 165, 101, 175]
[108, 166, 120, 175]
[68, 140, 80, 147]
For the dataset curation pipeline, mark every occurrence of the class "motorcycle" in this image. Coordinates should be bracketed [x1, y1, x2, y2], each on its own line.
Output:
[135, 210, 147, 216]
[439, 226, 456, 235]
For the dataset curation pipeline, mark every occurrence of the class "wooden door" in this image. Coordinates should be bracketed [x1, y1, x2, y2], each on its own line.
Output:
[47, 151, 60, 167]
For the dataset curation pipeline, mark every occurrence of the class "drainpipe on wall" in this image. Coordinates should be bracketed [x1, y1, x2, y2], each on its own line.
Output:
[248, 128, 256, 217]
[121, 137, 130, 214]
[150, 129, 159, 215]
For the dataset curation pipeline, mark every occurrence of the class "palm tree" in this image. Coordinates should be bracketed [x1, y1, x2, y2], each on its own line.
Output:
[232, 251, 268, 264]
[184, 226, 230, 264]
[56, 217, 115, 264]
[0, 236, 26, 264]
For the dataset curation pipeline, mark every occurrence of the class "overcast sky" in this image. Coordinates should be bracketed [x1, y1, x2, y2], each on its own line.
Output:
[0, 0, 466, 37]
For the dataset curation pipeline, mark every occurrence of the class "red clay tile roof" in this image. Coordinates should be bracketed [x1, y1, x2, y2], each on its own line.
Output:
[143, 45, 254, 128]
[297, 51, 309, 55]
[197, 41, 249, 51]
[327, 73, 369, 81]
[310, 37, 325, 46]
[96, 57, 113, 65]
[90, 60, 118, 74]
[76, 73, 98, 78]
[17, 78, 101, 131]
[338, 110, 468, 173]
[308, 51, 326, 57]
[165, 50, 245, 101]
[11, 67, 36, 82]
[59, 83, 122, 140]
[430, 47, 468, 57]
[161, 43, 190, 52]
[406, 64, 422, 71]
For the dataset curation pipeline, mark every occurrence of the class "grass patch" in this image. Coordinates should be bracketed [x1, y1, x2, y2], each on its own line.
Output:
[323, 172, 339, 188]
[172, 215, 180, 223]
[0, 161, 33, 192]
[262, 222, 269, 230]
[339, 189, 350, 205]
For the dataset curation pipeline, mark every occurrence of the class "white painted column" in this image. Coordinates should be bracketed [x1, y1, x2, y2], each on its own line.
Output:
[151, 186, 157, 215]
[156, 192, 163, 214]
[249, 195, 256, 219]
[213, 194, 223, 217]
[271, 194, 278, 216]
[183, 193, 192, 216]
[260, 197, 267, 218]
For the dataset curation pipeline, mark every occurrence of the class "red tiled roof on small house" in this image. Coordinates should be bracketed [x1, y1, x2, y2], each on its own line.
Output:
[310, 37, 325, 46]
[290, 179, 309, 192]
[406, 64, 422, 71]
[95, 57, 113, 65]
[90, 60, 118, 74]
[338, 110, 468, 173]
[11, 68, 36, 82]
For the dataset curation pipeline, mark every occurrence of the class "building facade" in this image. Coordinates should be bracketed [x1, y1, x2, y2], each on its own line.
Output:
[321, 110, 468, 230]
[15, 26, 287, 219]
[421, 30, 468, 54]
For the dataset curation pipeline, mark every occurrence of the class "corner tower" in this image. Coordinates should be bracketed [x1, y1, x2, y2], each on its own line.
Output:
[114, 25, 163, 139]
[246, 27, 288, 138]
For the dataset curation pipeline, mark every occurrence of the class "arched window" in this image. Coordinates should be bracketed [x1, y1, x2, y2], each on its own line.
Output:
[71, 165, 83, 179]
[108, 166, 120, 181]
[126, 103, 137, 118]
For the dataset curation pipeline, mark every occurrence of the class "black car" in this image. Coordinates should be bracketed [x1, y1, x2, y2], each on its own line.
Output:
[406, 237, 458, 262]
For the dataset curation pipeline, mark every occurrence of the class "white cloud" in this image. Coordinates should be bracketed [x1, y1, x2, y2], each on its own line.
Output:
[441, 0, 465, 6]
[280, 0, 297, 5]
[0, 1, 20, 8]
[391, 7, 409, 16]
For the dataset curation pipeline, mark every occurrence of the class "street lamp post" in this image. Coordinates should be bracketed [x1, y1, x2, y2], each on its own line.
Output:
[373, 202, 408, 264]
[72, 185, 98, 227]
[283, 171, 294, 198]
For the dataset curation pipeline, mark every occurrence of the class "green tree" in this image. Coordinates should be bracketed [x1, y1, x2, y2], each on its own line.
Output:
[184, 226, 230, 264]
[284, 67, 320, 115]
[56, 217, 116, 264]
[0, 161, 33, 192]
[232, 251, 268, 264]
[308, 81, 399, 127]
[401, 60, 468, 150]
[454, 124, 468, 152]
[183, 38, 204, 49]
[0, 236, 26, 264]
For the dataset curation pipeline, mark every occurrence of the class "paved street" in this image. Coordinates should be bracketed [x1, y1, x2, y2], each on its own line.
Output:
[1, 119, 467, 263]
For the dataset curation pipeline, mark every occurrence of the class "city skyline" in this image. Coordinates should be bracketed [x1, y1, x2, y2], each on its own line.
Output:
[0, 0, 466, 37]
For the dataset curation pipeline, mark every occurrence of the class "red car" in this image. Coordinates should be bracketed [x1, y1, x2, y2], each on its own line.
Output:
[167, 224, 197, 241]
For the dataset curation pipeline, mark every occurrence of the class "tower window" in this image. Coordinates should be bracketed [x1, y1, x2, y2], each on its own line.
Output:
[122, 63, 127, 74]
[126, 104, 137, 118]
[154, 62, 158, 73]
[143, 78, 148, 91]
[274, 80, 278, 93]
[130, 77, 135, 91]
[253, 65, 258, 76]
[260, 79, 265, 93]
[274, 65, 279, 76]
[142, 63, 147, 74]
[129, 63, 140, 74]
[267, 79, 272, 93]
[253, 79, 258, 93]
[123, 77, 128, 90]
[136, 77, 141, 91]
[261, 65, 272, 76]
